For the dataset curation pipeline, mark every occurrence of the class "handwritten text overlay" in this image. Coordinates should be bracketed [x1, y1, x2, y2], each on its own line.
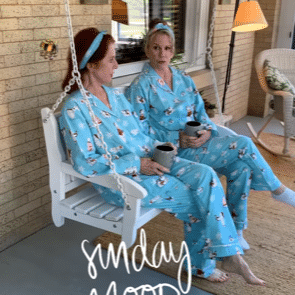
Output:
[81, 228, 192, 295]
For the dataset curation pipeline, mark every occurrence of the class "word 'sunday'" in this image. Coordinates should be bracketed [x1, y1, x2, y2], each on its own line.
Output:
[81, 228, 192, 295]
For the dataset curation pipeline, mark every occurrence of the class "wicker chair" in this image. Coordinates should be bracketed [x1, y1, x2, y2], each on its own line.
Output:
[248, 48, 295, 157]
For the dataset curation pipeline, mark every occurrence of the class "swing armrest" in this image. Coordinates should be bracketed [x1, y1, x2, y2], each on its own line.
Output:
[61, 161, 148, 199]
[216, 125, 237, 137]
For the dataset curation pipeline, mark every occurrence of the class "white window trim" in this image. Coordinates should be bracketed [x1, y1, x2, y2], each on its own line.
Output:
[184, 0, 210, 72]
[112, 0, 210, 84]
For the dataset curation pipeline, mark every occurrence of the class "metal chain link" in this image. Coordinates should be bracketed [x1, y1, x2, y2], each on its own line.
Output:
[206, 0, 224, 126]
[44, 0, 130, 209]
[181, 0, 223, 126]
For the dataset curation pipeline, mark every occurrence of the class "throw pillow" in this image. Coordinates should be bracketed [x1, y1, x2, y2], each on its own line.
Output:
[263, 59, 295, 116]
[263, 59, 295, 94]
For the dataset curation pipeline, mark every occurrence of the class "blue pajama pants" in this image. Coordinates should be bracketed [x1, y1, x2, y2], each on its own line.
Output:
[97, 156, 244, 278]
[97, 134, 281, 277]
[178, 134, 282, 231]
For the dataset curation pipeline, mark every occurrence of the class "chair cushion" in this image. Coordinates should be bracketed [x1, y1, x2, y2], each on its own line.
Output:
[263, 59, 295, 116]
[263, 59, 295, 94]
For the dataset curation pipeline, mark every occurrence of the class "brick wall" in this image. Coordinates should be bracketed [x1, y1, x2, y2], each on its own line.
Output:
[0, 0, 111, 252]
[248, 0, 282, 117]
[200, 0, 255, 122]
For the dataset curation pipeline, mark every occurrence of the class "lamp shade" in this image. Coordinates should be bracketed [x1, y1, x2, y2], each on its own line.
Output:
[112, 0, 129, 25]
[232, 1, 268, 32]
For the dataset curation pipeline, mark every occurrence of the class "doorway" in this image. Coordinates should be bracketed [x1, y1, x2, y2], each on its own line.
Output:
[277, 0, 295, 48]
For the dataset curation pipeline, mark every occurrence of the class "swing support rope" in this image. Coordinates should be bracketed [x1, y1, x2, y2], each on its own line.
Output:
[43, 0, 222, 209]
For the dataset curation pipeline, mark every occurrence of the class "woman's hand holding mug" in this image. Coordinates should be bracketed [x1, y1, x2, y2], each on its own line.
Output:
[179, 121, 211, 149]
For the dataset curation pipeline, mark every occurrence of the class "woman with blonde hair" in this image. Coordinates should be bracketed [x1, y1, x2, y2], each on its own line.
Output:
[126, 18, 295, 277]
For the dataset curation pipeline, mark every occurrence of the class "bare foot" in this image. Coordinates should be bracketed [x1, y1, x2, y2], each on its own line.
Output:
[221, 254, 265, 286]
[196, 268, 229, 283]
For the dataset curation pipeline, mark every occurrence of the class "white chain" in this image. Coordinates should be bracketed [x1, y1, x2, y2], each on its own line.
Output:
[182, 0, 223, 126]
[44, 0, 130, 209]
[206, 0, 224, 126]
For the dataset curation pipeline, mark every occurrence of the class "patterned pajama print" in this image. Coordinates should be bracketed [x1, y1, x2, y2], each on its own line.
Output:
[126, 62, 282, 263]
[60, 86, 244, 277]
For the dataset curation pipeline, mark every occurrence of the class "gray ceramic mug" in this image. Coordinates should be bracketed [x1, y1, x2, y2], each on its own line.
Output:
[152, 144, 175, 169]
[184, 121, 203, 137]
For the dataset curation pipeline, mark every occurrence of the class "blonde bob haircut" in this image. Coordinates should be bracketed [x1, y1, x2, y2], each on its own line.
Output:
[144, 19, 175, 54]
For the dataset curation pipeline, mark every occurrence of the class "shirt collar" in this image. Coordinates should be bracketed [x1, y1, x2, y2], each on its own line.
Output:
[87, 86, 118, 118]
[142, 62, 177, 93]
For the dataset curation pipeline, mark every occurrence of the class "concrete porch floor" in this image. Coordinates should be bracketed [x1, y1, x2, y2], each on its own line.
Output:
[0, 115, 284, 295]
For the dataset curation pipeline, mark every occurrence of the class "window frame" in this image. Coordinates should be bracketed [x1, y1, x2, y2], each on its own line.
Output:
[112, 0, 210, 83]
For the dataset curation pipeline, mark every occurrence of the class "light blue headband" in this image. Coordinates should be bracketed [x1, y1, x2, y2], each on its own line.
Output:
[152, 23, 175, 40]
[79, 30, 107, 70]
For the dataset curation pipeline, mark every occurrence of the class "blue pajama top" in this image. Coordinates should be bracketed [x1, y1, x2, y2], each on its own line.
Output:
[59, 86, 162, 180]
[125, 62, 219, 146]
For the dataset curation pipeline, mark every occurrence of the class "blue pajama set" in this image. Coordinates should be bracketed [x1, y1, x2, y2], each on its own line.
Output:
[59, 86, 247, 278]
[125, 62, 282, 273]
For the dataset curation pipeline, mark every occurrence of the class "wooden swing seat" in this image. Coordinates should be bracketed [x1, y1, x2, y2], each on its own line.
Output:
[41, 106, 237, 248]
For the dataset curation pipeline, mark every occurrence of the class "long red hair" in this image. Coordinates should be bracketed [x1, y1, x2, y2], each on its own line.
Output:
[62, 27, 115, 93]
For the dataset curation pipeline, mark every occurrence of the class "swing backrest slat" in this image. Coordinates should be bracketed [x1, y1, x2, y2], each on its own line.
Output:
[41, 108, 87, 193]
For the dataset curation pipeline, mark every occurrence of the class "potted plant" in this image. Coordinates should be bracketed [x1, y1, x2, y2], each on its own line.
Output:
[170, 53, 184, 69]
[203, 98, 217, 118]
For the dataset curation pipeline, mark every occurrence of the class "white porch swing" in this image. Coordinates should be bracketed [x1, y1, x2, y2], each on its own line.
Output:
[41, 0, 235, 248]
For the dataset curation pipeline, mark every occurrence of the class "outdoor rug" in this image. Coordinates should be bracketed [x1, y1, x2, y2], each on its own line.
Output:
[93, 133, 295, 295]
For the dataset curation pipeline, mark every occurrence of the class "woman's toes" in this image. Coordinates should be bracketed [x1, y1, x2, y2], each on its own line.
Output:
[206, 269, 229, 282]
[221, 255, 265, 286]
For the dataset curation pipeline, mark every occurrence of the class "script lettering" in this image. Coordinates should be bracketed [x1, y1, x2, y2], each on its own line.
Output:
[81, 228, 192, 294]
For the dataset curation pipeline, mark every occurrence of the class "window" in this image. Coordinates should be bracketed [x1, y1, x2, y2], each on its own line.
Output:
[112, 0, 147, 65]
[112, 0, 210, 82]
[149, 0, 186, 55]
